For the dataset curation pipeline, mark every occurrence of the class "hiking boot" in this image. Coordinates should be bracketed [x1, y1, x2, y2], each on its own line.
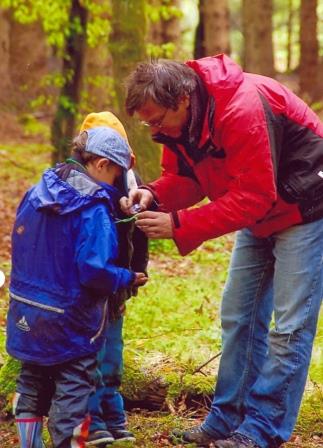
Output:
[214, 433, 260, 448]
[110, 428, 136, 442]
[86, 430, 114, 446]
[171, 425, 217, 446]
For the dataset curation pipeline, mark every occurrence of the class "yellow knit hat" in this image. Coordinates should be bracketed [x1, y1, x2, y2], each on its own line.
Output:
[80, 111, 135, 166]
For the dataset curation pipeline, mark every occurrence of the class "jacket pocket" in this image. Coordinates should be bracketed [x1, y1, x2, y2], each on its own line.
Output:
[281, 167, 323, 203]
[90, 299, 108, 344]
[10, 292, 65, 314]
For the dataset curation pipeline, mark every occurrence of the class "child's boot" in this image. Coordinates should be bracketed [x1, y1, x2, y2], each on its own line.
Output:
[15, 414, 44, 448]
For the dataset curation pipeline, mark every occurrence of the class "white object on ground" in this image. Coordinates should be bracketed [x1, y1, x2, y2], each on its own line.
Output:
[0, 270, 5, 288]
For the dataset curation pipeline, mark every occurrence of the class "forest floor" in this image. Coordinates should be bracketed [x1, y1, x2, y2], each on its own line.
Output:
[0, 114, 322, 447]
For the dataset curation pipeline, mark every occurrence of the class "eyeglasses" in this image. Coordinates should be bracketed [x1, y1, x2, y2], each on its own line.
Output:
[140, 108, 170, 128]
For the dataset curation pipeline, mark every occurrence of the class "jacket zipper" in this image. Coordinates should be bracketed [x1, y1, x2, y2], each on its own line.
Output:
[90, 299, 108, 344]
[10, 292, 65, 314]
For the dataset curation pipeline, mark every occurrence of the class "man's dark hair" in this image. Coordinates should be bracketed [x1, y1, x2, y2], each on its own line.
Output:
[125, 60, 198, 115]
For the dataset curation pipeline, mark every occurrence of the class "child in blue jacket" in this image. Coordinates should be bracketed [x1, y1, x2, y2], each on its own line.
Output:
[6, 125, 148, 448]
[80, 113, 149, 447]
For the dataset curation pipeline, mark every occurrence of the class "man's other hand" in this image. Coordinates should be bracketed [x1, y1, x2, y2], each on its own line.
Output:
[135, 211, 173, 238]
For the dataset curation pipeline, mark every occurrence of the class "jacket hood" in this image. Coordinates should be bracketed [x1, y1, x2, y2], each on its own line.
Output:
[186, 54, 244, 105]
[29, 168, 118, 215]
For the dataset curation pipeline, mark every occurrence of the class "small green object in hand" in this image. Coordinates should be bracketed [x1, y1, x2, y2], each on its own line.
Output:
[115, 214, 138, 224]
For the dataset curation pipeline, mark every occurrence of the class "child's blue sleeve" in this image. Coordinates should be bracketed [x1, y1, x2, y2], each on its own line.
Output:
[75, 204, 135, 294]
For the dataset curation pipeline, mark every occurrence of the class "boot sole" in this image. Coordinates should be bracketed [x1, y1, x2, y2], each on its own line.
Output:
[86, 437, 114, 446]
[113, 437, 136, 443]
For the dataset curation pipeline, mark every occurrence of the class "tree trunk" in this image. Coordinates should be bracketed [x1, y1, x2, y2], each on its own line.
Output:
[299, 0, 318, 102]
[51, 0, 88, 164]
[83, 42, 113, 114]
[109, 0, 161, 182]
[242, 0, 275, 76]
[82, 0, 113, 115]
[0, 9, 11, 103]
[194, 0, 230, 59]
[8, 16, 49, 110]
[148, 0, 182, 48]
[286, 0, 294, 72]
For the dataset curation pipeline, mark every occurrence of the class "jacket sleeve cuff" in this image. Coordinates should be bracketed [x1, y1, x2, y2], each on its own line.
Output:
[171, 211, 205, 256]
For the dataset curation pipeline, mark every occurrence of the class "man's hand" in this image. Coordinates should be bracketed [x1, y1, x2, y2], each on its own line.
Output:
[135, 211, 173, 238]
[120, 188, 154, 215]
[133, 272, 148, 286]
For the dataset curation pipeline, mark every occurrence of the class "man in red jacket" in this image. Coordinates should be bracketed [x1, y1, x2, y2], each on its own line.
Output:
[121, 55, 323, 448]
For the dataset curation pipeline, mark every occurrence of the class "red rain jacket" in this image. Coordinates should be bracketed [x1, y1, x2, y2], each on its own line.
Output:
[147, 54, 323, 255]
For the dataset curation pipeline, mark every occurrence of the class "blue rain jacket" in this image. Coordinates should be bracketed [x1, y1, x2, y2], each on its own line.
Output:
[6, 168, 134, 365]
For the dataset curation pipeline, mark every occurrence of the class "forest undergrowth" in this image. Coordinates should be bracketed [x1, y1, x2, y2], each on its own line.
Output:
[0, 131, 322, 447]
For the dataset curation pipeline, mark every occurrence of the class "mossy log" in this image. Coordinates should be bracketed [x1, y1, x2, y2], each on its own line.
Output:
[122, 351, 216, 413]
[0, 352, 216, 415]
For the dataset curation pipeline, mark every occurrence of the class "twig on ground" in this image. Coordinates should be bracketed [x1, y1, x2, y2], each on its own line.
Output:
[192, 352, 222, 375]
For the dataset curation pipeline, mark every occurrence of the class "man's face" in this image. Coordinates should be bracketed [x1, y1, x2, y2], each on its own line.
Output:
[136, 97, 190, 139]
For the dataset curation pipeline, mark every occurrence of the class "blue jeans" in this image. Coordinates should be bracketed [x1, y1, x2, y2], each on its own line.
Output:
[88, 317, 126, 432]
[202, 219, 323, 448]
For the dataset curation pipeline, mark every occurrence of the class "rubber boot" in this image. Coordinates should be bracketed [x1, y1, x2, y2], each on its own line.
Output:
[15, 414, 44, 448]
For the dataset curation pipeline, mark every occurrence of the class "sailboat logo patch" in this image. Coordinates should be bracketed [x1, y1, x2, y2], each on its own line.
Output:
[16, 316, 30, 332]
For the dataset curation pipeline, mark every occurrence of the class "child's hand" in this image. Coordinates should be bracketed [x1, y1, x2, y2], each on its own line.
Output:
[120, 188, 153, 215]
[133, 272, 148, 287]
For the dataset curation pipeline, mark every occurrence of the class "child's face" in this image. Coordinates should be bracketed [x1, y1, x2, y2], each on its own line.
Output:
[86, 158, 123, 185]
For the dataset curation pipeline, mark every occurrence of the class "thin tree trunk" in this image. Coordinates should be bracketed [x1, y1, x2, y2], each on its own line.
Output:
[299, 0, 318, 102]
[51, 0, 88, 164]
[8, 16, 49, 110]
[242, 0, 275, 76]
[286, 0, 294, 72]
[0, 10, 11, 102]
[194, 0, 230, 59]
[148, 0, 182, 49]
[110, 0, 161, 182]
[83, 42, 113, 113]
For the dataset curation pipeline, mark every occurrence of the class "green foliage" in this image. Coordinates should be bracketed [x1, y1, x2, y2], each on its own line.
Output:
[18, 114, 50, 140]
[147, 42, 176, 59]
[273, 0, 301, 72]
[311, 101, 323, 113]
[146, 1, 183, 23]
[83, 0, 111, 48]
[86, 16, 111, 47]
[30, 94, 54, 110]
[79, 75, 116, 114]
[149, 238, 177, 255]
[145, 0, 183, 60]
[294, 387, 323, 436]
[124, 238, 229, 366]
[29, 73, 64, 113]
[122, 351, 215, 405]
[0, 0, 111, 50]
[166, 371, 214, 401]
[0, 0, 71, 48]
[0, 142, 51, 184]
[57, 95, 77, 114]
[309, 311, 323, 384]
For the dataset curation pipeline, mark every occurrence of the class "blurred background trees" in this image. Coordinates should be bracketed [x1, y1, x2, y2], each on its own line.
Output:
[0, 0, 322, 180]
